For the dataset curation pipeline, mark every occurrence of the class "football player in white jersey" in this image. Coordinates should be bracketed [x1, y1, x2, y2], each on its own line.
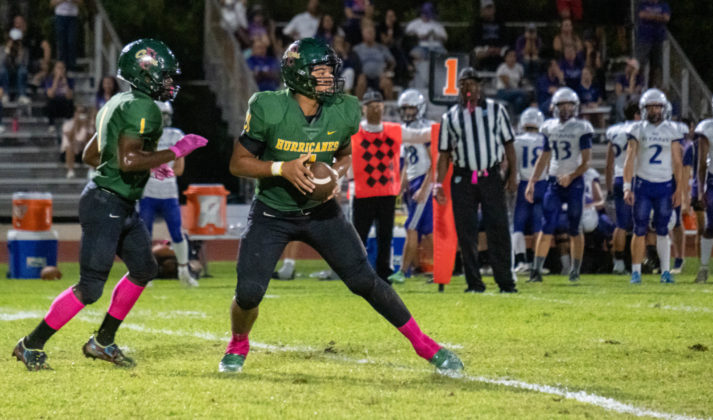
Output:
[512, 107, 547, 273]
[389, 89, 435, 283]
[669, 111, 694, 274]
[605, 101, 640, 274]
[526, 87, 593, 283]
[623, 89, 684, 284]
[139, 101, 199, 288]
[694, 96, 713, 283]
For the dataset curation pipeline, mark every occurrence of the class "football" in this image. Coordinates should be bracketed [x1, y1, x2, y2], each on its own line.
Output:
[308, 161, 338, 202]
[40, 265, 62, 281]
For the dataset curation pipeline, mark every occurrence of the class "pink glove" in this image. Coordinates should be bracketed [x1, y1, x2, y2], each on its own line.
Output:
[151, 164, 175, 180]
[169, 134, 208, 158]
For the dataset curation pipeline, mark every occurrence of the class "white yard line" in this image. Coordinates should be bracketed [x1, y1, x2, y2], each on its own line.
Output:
[1, 307, 706, 419]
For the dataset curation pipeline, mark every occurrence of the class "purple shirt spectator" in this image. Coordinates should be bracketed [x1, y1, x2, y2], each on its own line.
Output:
[246, 41, 280, 91]
[577, 84, 600, 106]
[559, 48, 583, 90]
[637, 0, 670, 44]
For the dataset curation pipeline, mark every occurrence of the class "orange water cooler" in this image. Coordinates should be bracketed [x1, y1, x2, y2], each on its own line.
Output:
[8, 192, 58, 279]
[182, 184, 230, 235]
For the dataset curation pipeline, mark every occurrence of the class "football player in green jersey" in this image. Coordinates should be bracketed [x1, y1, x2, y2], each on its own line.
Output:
[220, 37, 463, 374]
[13, 39, 207, 371]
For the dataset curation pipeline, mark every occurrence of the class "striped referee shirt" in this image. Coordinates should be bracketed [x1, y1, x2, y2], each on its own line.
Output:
[438, 98, 515, 171]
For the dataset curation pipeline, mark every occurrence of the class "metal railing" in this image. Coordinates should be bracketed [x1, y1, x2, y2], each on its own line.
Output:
[203, 0, 257, 138]
[663, 30, 712, 120]
[89, 0, 123, 89]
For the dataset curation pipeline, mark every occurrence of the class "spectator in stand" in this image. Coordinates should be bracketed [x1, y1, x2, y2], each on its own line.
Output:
[495, 48, 528, 114]
[343, 0, 373, 47]
[333, 34, 365, 95]
[559, 44, 583, 90]
[95, 75, 119, 110]
[61, 103, 92, 179]
[536, 58, 564, 115]
[353, 24, 395, 99]
[220, 0, 249, 47]
[247, 5, 276, 48]
[377, 9, 410, 88]
[614, 58, 644, 122]
[12, 15, 51, 93]
[51, 0, 83, 71]
[553, 18, 583, 57]
[636, 0, 670, 88]
[246, 38, 280, 92]
[283, 0, 320, 42]
[44, 60, 74, 133]
[0, 27, 31, 105]
[314, 14, 344, 46]
[472, 0, 506, 72]
[404, 2, 447, 60]
[582, 30, 605, 98]
[577, 67, 601, 108]
[557, 0, 583, 21]
[577, 67, 603, 127]
[515, 23, 542, 82]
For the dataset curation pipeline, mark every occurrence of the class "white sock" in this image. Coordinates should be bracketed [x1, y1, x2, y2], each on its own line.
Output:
[632, 263, 642, 274]
[656, 235, 671, 273]
[560, 255, 571, 273]
[172, 238, 189, 265]
[278, 258, 296, 277]
[701, 238, 713, 267]
[512, 232, 526, 256]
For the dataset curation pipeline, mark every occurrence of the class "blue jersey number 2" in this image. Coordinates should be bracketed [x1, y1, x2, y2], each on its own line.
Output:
[649, 144, 663, 164]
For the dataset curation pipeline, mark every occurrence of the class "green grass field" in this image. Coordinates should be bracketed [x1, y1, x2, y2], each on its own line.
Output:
[2, 260, 712, 419]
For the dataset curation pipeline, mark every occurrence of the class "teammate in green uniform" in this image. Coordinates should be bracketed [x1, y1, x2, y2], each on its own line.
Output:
[220, 37, 463, 374]
[12, 39, 207, 371]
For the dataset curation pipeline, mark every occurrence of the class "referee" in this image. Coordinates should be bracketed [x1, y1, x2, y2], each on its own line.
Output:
[435, 67, 518, 293]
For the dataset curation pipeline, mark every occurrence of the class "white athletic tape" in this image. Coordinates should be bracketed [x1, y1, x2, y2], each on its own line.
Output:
[0, 307, 703, 419]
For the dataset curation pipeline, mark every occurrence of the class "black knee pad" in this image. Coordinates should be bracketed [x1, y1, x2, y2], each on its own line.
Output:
[74, 280, 104, 305]
[235, 280, 266, 310]
[128, 258, 158, 287]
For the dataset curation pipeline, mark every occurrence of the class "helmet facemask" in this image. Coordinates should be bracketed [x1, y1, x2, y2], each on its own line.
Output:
[644, 104, 664, 124]
[554, 102, 576, 122]
[157, 72, 180, 101]
[309, 60, 344, 102]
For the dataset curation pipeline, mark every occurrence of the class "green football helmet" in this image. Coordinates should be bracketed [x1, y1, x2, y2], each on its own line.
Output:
[281, 37, 343, 102]
[117, 38, 181, 101]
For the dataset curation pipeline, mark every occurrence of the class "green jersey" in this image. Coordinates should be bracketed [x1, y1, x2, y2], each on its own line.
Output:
[243, 89, 360, 211]
[93, 90, 163, 201]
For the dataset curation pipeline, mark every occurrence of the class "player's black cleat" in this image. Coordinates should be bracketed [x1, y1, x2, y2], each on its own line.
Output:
[13, 338, 51, 371]
[82, 335, 136, 368]
[527, 270, 543, 283]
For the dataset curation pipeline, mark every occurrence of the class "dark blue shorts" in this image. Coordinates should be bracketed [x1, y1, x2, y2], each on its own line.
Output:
[633, 177, 674, 236]
[139, 197, 183, 242]
[513, 179, 546, 234]
[403, 175, 433, 236]
[613, 176, 633, 231]
[542, 176, 584, 236]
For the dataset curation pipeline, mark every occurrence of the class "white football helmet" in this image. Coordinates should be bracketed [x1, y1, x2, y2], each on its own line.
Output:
[550, 87, 579, 121]
[397, 88, 426, 123]
[519, 107, 545, 131]
[581, 207, 599, 233]
[639, 88, 667, 123]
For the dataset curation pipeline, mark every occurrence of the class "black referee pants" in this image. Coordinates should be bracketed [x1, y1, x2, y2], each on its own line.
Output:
[352, 195, 396, 282]
[450, 168, 516, 292]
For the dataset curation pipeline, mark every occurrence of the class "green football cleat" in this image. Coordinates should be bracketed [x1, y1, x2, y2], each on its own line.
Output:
[13, 338, 51, 371]
[388, 271, 406, 284]
[429, 348, 464, 372]
[219, 353, 246, 373]
[82, 336, 135, 368]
